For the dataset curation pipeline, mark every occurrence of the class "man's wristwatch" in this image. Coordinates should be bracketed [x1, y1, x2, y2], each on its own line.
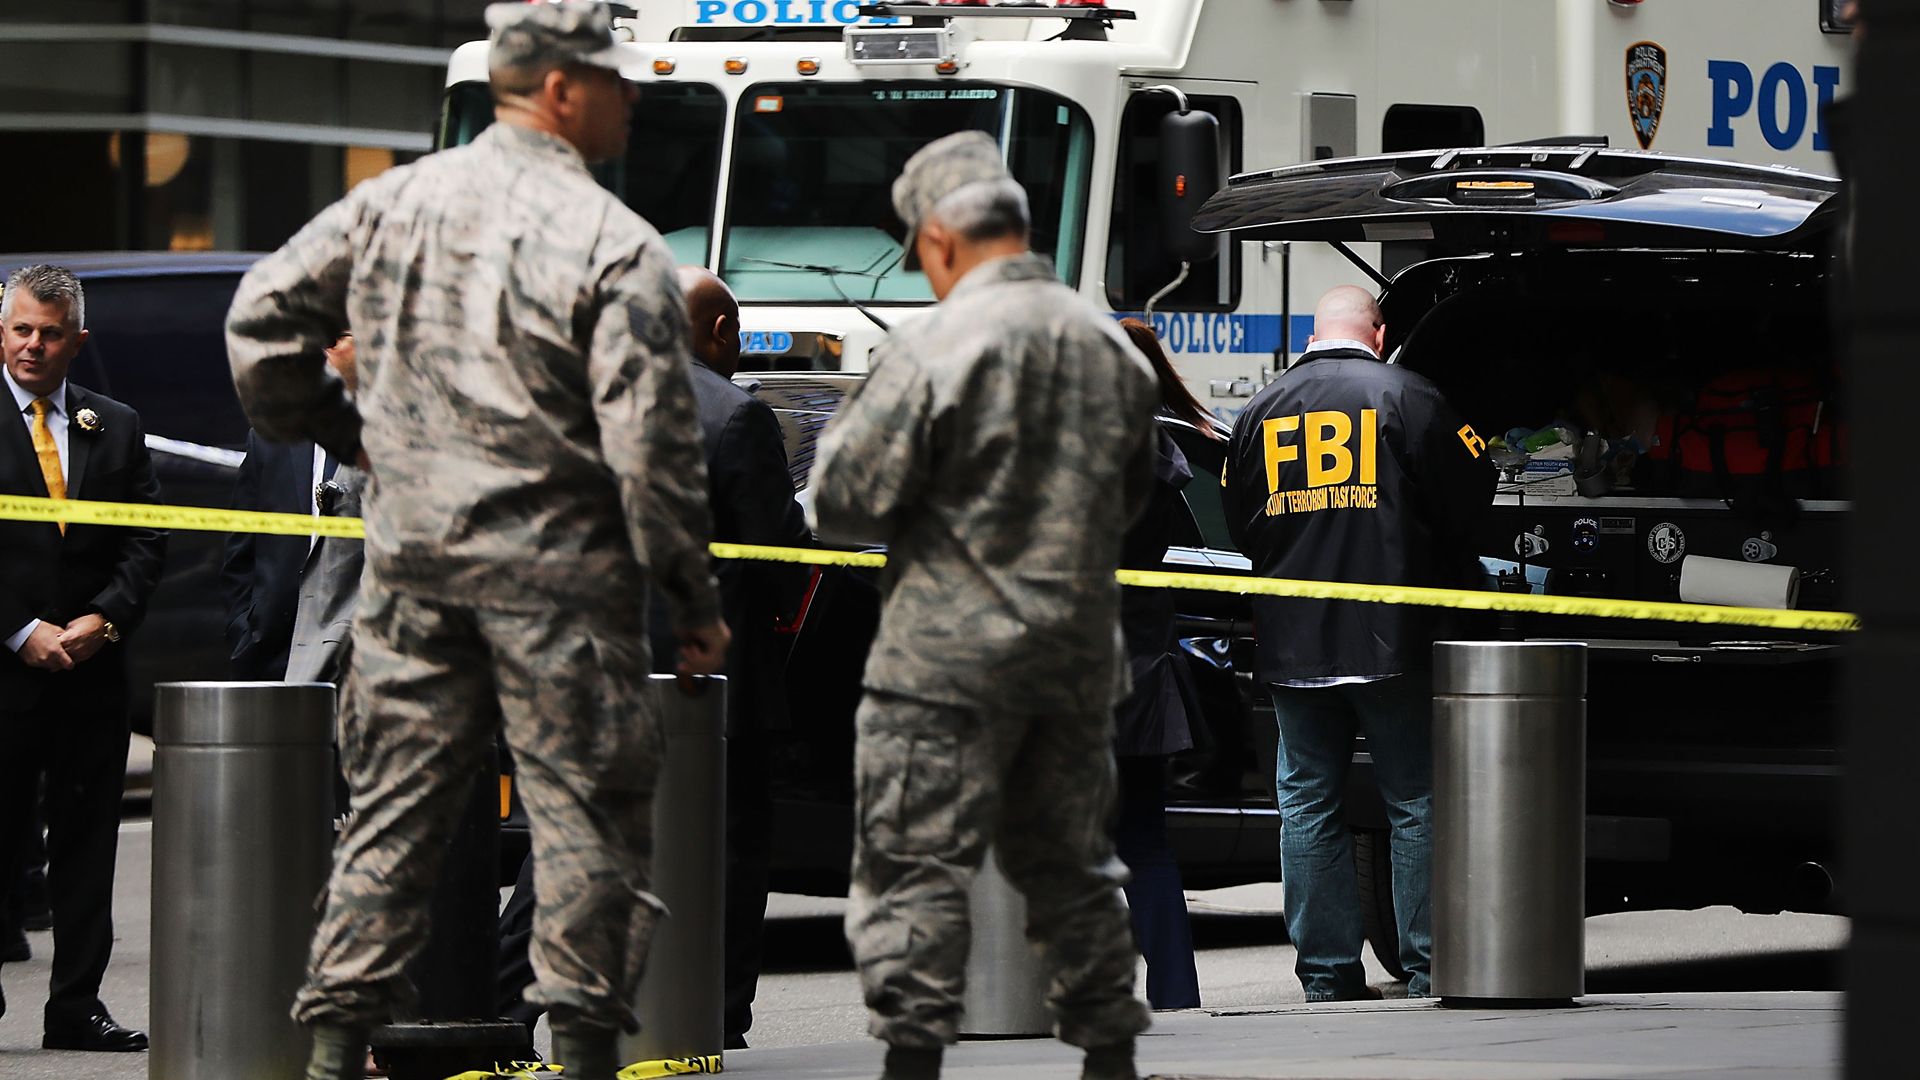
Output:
[101, 620, 120, 643]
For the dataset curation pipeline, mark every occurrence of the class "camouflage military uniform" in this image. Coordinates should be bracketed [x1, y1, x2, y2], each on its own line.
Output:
[226, 105, 719, 1031]
[811, 226, 1162, 1047]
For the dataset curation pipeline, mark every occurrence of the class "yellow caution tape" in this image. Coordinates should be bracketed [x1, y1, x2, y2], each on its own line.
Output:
[709, 540, 884, 568]
[0, 497, 1858, 632]
[0, 494, 365, 539]
[618, 1056, 723, 1078]
[442, 1055, 721, 1080]
[713, 543, 1860, 633]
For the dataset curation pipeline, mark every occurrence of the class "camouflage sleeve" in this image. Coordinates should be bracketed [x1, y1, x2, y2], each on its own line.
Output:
[589, 241, 722, 632]
[807, 341, 932, 547]
[225, 194, 363, 461]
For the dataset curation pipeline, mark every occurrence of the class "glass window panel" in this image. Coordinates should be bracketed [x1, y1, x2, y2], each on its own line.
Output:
[439, 80, 726, 265]
[719, 81, 1092, 302]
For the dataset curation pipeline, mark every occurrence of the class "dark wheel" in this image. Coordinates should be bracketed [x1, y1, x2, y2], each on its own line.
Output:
[1353, 828, 1411, 983]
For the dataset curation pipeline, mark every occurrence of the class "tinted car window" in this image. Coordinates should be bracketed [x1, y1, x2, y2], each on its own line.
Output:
[68, 273, 250, 449]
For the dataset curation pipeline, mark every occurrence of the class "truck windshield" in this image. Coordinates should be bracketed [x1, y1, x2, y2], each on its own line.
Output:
[722, 82, 1093, 303]
[439, 80, 725, 266]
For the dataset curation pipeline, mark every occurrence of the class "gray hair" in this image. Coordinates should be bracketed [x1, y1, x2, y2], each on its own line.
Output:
[925, 177, 1030, 245]
[1, 264, 85, 331]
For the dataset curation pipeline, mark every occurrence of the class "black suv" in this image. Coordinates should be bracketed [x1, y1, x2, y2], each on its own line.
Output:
[1189, 147, 1848, 918]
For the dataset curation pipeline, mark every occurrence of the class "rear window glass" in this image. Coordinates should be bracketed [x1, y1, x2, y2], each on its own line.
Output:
[69, 273, 250, 449]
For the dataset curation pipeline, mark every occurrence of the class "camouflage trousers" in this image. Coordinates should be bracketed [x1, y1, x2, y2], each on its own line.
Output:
[292, 576, 663, 1034]
[845, 691, 1151, 1050]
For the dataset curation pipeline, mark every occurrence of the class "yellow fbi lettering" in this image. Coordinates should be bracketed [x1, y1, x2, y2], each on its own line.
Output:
[1262, 408, 1379, 517]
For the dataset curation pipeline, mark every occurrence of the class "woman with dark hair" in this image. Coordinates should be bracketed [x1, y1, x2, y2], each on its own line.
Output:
[1110, 318, 1219, 1010]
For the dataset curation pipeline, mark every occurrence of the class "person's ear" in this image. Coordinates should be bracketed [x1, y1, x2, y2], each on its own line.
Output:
[715, 312, 740, 351]
[543, 67, 572, 113]
[1372, 322, 1387, 355]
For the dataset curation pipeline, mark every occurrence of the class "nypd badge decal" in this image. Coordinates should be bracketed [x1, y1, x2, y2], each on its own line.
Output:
[1626, 42, 1668, 150]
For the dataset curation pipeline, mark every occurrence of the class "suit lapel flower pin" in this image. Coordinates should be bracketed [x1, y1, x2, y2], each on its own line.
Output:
[74, 407, 103, 435]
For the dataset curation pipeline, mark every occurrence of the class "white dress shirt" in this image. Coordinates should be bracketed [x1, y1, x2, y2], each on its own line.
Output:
[4, 365, 71, 653]
[311, 442, 331, 553]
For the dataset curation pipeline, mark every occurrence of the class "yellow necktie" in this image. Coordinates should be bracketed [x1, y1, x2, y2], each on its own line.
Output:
[29, 397, 65, 534]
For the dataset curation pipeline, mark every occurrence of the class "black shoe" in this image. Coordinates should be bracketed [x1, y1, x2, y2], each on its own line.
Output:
[880, 1045, 942, 1080]
[1082, 1038, 1138, 1080]
[43, 1013, 149, 1052]
[2, 925, 28, 963]
[725, 1032, 749, 1050]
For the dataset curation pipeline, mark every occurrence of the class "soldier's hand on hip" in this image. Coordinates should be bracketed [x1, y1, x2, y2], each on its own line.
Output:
[19, 621, 75, 671]
[675, 620, 732, 677]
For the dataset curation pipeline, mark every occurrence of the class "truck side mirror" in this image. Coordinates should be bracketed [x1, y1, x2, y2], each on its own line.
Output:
[1158, 106, 1222, 263]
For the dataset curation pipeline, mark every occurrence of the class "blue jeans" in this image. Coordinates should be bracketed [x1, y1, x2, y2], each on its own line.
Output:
[1269, 674, 1433, 1000]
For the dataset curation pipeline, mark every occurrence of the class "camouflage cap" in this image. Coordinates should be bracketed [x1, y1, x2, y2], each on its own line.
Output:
[486, 1, 630, 75]
[892, 130, 1012, 271]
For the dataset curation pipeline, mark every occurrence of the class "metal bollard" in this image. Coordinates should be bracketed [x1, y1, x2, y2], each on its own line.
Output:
[959, 846, 1051, 1037]
[1432, 641, 1587, 1007]
[622, 674, 728, 1065]
[150, 682, 337, 1080]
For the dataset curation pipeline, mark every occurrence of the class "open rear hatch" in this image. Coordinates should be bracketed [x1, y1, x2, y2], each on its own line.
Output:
[1191, 146, 1840, 254]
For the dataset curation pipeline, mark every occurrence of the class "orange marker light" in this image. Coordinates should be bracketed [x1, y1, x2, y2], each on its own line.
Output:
[935, 59, 960, 75]
[725, 57, 749, 74]
[1175, 174, 1187, 197]
[797, 57, 821, 75]
[653, 58, 676, 75]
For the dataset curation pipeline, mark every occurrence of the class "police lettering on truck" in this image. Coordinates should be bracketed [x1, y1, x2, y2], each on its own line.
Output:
[1706, 60, 1841, 151]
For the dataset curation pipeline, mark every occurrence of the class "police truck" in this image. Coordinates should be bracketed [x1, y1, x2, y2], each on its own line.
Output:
[440, 0, 1850, 422]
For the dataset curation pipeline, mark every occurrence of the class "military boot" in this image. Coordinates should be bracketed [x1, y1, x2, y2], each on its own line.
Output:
[1081, 1037, 1138, 1080]
[552, 1028, 620, 1080]
[880, 1044, 942, 1080]
[303, 1024, 368, 1080]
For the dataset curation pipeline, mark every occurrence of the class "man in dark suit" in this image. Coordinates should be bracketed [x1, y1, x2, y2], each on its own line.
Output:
[671, 267, 813, 1047]
[497, 268, 810, 1048]
[219, 332, 356, 681]
[0, 264, 166, 1051]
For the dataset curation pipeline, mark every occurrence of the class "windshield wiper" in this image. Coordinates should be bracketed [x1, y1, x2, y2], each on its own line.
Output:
[738, 255, 896, 332]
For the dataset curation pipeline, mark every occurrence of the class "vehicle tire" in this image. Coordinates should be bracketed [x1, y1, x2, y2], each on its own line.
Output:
[1353, 828, 1411, 983]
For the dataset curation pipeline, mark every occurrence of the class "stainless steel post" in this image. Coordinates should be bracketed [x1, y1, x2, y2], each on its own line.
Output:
[622, 674, 728, 1065]
[959, 846, 1051, 1037]
[1432, 641, 1586, 1006]
[150, 681, 337, 1080]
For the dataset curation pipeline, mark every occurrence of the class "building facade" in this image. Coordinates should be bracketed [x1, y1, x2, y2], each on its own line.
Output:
[0, 1, 490, 253]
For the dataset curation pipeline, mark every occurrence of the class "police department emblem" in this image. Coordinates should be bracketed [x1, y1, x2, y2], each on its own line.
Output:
[1625, 42, 1667, 150]
[1572, 517, 1600, 553]
[1647, 521, 1686, 565]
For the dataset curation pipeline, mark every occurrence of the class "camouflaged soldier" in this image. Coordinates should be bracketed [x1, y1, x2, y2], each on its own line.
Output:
[224, 5, 728, 1079]
[810, 131, 1161, 1080]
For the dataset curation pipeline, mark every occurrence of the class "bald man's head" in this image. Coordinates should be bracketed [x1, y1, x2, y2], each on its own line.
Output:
[1310, 285, 1386, 358]
[677, 266, 742, 377]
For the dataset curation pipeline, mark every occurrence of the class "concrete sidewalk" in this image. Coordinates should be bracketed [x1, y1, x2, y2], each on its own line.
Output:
[0, 824, 1842, 1079]
[726, 993, 1840, 1079]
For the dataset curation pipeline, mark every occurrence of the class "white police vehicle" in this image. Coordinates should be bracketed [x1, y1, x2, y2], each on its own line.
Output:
[441, 0, 1852, 426]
